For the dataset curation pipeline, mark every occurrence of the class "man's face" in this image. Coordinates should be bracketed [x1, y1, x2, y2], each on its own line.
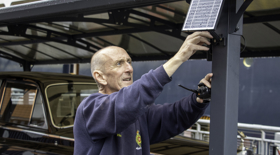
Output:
[102, 47, 133, 93]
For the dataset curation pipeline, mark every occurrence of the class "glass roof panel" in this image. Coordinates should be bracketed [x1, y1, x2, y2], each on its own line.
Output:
[136, 1, 189, 24]
[84, 12, 109, 19]
[0, 35, 28, 43]
[0, 46, 31, 61]
[130, 32, 183, 52]
[34, 23, 80, 35]
[128, 35, 161, 55]
[247, 0, 280, 12]
[0, 45, 52, 61]
[159, 1, 189, 15]
[128, 13, 151, 25]
[243, 23, 280, 48]
[0, 0, 43, 8]
[67, 22, 110, 32]
[133, 7, 171, 23]
[44, 42, 94, 58]
[98, 35, 122, 46]
[40, 22, 83, 35]
[269, 21, 280, 30]
[0, 26, 8, 31]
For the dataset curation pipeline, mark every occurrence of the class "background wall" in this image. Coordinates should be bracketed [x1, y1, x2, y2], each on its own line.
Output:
[1, 57, 280, 126]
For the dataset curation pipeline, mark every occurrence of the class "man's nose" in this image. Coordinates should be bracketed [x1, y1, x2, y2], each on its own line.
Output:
[125, 62, 133, 73]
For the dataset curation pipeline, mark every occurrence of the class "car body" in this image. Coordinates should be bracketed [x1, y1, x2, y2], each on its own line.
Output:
[0, 72, 98, 154]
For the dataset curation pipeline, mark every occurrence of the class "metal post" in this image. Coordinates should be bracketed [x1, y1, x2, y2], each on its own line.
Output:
[195, 123, 201, 140]
[72, 64, 79, 75]
[258, 141, 261, 154]
[63, 64, 70, 73]
[209, 0, 242, 154]
[261, 130, 265, 155]
[23, 62, 31, 71]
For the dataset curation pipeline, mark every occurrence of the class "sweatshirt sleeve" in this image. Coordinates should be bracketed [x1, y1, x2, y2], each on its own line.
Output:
[146, 93, 209, 144]
[81, 66, 171, 140]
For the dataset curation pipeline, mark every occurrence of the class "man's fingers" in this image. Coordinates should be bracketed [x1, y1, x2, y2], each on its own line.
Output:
[176, 31, 213, 62]
[205, 73, 213, 81]
[189, 36, 211, 45]
[191, 44, 210, 52]
[187, 31, 213, 40]
[200, 73, 213, 88]
[200, 79, 211, 88]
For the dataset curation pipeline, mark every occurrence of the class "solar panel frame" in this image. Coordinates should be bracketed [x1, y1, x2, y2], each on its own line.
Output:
[182, 0, 225, 32]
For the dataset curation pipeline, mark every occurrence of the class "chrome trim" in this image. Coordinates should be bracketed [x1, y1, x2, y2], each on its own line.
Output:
[41, 92, 48, 129]
[45, 82, 97, 129]
[29, 91, 49, 129]
[28, 89, 37, 124]
[0, 83, 6, 114]
[0, 125, 74, 141]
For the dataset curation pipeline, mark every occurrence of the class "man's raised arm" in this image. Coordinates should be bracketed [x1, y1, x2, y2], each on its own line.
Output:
[163, 31, 213, 77]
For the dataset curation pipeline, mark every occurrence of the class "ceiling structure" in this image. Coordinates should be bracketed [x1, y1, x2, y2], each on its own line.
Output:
[0, 1, 279, 154]
[0, 0, 279, 67]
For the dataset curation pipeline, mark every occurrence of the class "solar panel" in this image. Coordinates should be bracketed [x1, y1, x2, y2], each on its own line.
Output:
[182, 0, 224, 31]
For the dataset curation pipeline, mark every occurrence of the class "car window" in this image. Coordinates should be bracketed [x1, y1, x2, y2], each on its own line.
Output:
[30, 92, 47, 129]
[0, 82, 37, 126]
[46, 83, 98, 128]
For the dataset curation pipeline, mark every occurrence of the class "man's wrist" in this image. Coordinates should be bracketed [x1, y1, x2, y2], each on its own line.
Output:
[163, 56, 184, 77]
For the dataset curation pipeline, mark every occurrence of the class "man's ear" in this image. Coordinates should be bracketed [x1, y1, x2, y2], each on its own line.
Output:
[93, 70, 107, 86]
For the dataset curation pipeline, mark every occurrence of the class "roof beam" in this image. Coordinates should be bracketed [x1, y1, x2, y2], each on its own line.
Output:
[24, 9, 185, 40]
[0, 28, 148, 46]
[0, 23, 183, 46]
[0, 0, 181, 24]
[155, 5, 186, 16]
[0, 46, 36, 62]
[32, 52, 208, 65]
[241, 48, 280, 57]
[0, 50, 26, 64]
[0, 25, 99, 53]
[243, 12, 280, 37]
[29, 47, 280, 65]
[42, 43, 83, 60]
[244, 14, 280, 24]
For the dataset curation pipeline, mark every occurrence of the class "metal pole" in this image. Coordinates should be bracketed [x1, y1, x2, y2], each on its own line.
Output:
[23, 62, 31, 71]
[261, 130, 266, 155]
[209, 0, 242, 154]
[195, 123, 201, 140]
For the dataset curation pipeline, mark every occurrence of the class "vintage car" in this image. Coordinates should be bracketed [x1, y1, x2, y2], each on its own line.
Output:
[0, 72, 209, 155]
[0, 72, 98, 154]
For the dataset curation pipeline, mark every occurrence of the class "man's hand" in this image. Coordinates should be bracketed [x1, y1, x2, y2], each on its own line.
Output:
[176, 31, 213, 62]
[196, 73, 213, 103]
[163, 31, 213, 77]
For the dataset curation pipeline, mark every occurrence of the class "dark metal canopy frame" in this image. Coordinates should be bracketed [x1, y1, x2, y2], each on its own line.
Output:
[0, 0, 279, 68]
[0, 0, 279, 154]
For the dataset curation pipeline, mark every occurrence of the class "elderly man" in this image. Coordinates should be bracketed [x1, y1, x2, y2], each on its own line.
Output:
[74, 31, 213, 155]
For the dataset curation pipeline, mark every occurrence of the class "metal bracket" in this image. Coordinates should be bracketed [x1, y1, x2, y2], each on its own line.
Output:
[207, 32, 226, 61]
[108, 9, 130, 25]
[7, 25, 27, 36]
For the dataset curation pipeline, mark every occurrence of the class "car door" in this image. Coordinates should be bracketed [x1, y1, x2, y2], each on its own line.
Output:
[0, 80, 60, 154]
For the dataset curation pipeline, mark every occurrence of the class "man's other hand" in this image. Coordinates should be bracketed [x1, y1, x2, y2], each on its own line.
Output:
[196, 73, 213, 103]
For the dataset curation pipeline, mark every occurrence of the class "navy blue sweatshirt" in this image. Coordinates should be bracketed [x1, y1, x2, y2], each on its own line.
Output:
[73, 66, 209, 155]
